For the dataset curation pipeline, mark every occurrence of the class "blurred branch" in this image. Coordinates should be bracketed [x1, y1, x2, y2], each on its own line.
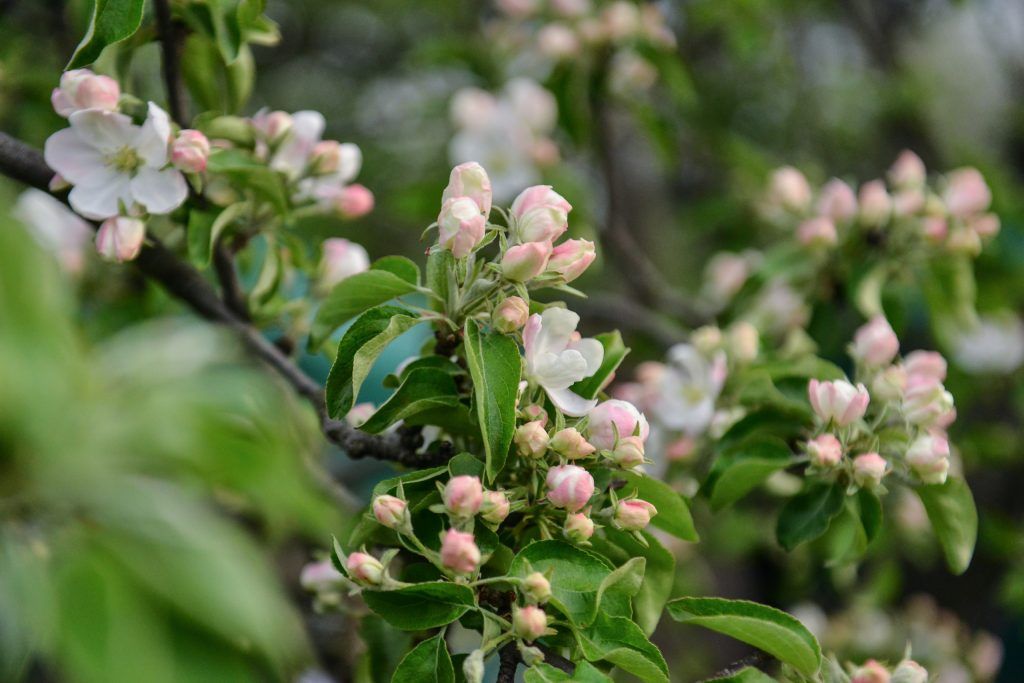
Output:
[573, 292, 688, 348]
[153, 0, 188, 125]
[699, 652, 773, 682]
[0, 130, 450, 473]
[213, 239, 251, 321]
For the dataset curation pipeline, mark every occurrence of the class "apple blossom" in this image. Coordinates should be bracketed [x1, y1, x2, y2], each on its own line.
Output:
[587, 399, 649, 451]
[14, 189, 91, 273]
[807, 434, 842, 468]
[767, 166, 812, 212]
[615, 499, 657, 530]
[797, 216, 837, 247]
[523, 308, 604, 416]
[442, 161, 493, 217]
[346, 552, 384, 585]
[372, 495, 408, 530]
[808, 379, 870, 426]
[851, 316, 900, 367]
[871, 365, 907, 403]
[300, 559, 345, 593]
[853, 453, 887, 488]
[515, 420, 549, 458]
[902, 378, 955, 427]
[251, 109, 293, 141]
[953, 314, 1024, 374]
[511, 185, 571, 243]
[501, 241, 551, 281]
[170, 129, 210, 173]
[440, 529, 481, 574]
[650, 344, 726, 436]
[944, 168, 991, 217]
[889, 150, 926, 188]
[345, 402, 375, 427]
[538, 23, 581, 58]
[270, 110, 325, 178]
[318, 238, 370, 290]
[546, 464, 594, 511]
[904, 350, 947, 383]
[610, 435, 645, 468]
[549, 428, 596, 459]
[335, 184, 375, 218]
[858, 179, 892, 227]
[493, 296, 529, 333]
[890, 660, 928, 683]
[513, 605, 549, 641]
[438, 197, 487, 259]
[851, 659, 891, 683]
[51, 69, 120, 117]
[564, 511, 595, 542]
[443, 475, 484, 517]
[44, 103, 187, 220]
[522, 572, 551, 604]
[602, 1, 640, 40]
[906, 434, 951, 485]
[545, 238, 596, 282]
[480, 490, 511, 524]
[816, 178, 858, 221]
[95, 216, 146, 262]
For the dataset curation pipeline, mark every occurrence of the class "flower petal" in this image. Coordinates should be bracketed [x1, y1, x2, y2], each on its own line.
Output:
[69, 175, 132, 220]
[68, 109, 135, 153]
[534, 350, 588, 390]
[134, 102, 172, 167]
[130, 167, 188, 215]
[568, 337, 604, 377]
[43, 128, 109, 186]
[271, 110, 325, 177]
[546, 386, 598, 417]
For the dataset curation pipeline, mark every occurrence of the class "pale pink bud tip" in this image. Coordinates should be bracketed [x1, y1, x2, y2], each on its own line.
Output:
[549, 428, 596, 459]
[480, 490, 511, 524]
[768, 166, 812, 212]
[502, 241, 552, 282]
[522, 572, 551, 604]
[852, 453, 887, 488]
[546, 238, 596, 282]
[610, 435, 645, 468]
[438, 197, 486, 259]
[440, 529, 481, 574]
[442, 162, 492, 217]
[171, 129, 211, 173]
[851, 659, 891, 683]
[372, 495, 407, 529]
[336, 184, 375, 218]
[586, 399, 650, 451]
[493, 296, 530, 333]
[346, 552, 384, 585]
[890, 660, 928, 683]
[96, 217, 146, 263]
[513, 605, 549, 641]
[807, 379, 870, 427]
[852, 316, 900, 366]
[797, 217, 837, 248]
[443, 475, 484, 517]
[52, 69, 120, 117]
[944, 168, 991, 218]
[858, 180, 892, 226]
[889, 150, 926, 188]
[615, 498, 658, 530]
[564, 511, 595, 542]
[905, 434, 950, 485]
[319, 238, 370, 289]
[515, 420, 550, 458]
[817, 178, 857, 221]
[807, 434, 842, 468]
[511, 185, 572, 243]
[546, 464, 595, 511]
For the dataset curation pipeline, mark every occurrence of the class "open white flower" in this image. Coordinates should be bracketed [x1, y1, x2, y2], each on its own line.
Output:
[43, 102, 187, 220]
[652, 344, 727, 436]
[523, 308, 603, 416]
[270, 110, 363, 203]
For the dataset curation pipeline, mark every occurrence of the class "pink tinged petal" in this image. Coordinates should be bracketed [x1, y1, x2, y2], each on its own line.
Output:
[546, 386, 597, 417]
[44, 129, 109, 186]
[536, 350, 589, 389]
[133, 103, 172, 167]
[68, 109, 136, 154]
[568, 337, 604, 377]
[523, 313, 542, 358]
[68, 175, 132, 220]
[807, 379, 821, 415]
[272, 110, 326, 176]
[130, 167, 188, 215]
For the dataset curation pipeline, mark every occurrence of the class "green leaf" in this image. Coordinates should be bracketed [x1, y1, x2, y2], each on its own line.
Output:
[372, 466, 449, 498]
[575, 613, 669, 683]
[448, 452, 485, 478]
[186, 203, 246, 267]
[916, 477, 977, 575]
[524, 662, 613, 682]
[666, 597, 821, 677]
[68, 0, 145, 68]
[594, 557, 644, 620]
[776, 482, 846, 551]
[705, 436, 795, 511]
[591, 529, 675, 636]
[324, 306, 416, 419]
[206, 149, 289, 214]
[509, 541, 614, 627]
[570, 331, 629, 400]
[359, 368, 461, 434]
[372, 255, 421, 285]
[362, 582, 475, 631]
[616, 472, 698, 541]
[705, 667, 778, 683]
[311, 266, 421, 349]
[463, 320, 521, 481]
[391, 634, 454, 683]
[350, 316, 423, 409]
[425, 248, 455, 313]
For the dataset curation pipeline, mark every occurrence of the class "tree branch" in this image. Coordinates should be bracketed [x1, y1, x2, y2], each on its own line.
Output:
[0, 130, 446, 470]
[213, 240, 252, 321]
[496, 643, 519, 683]
[153, 0, 188, 126]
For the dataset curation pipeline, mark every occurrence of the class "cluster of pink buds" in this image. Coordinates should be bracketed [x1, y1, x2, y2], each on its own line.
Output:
[850, 658, 929, 683]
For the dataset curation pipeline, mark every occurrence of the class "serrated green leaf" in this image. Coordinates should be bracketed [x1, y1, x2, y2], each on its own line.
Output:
[68, 0, 145, 68]
[705, 436, 795, 511]
[463, 320, 521, 481]
[666, 597, 821, 677]
[776, 481, 845, 551]
[391, 634, 454, 683]
[616, 472, 698, 541]
[591, 529, 675, 636]
[311, 266, 421, 349]
[362, 582, 475, 631]
[523, 661, 613, 682]
[206, 149, 289, 214]
[571, 331, 629, 400]
[705, 666, 778, 683]
[186, 203, 246, 267]
[359, 368, 461, 434]
[509, 541, 614, 627]
[351, 315, 423, 407]
[916, 477, 977, 575]
[574, 612, 669, 683]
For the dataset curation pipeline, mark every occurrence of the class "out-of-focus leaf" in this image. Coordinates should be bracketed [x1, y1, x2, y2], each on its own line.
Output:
[68, 0, 145, 68]
[916, 477, 978, 575]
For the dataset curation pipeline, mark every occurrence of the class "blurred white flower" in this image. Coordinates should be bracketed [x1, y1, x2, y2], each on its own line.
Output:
[953, 314, 1024, 374]
[14, 189, 91, 273]
[651, 344, 727, 436]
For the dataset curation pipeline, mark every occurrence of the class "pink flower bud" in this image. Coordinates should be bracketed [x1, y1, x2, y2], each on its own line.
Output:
[807, 434, 842, 468]
[440, 529, 481, 574]
[438, 197, 487, 259]
[906, 434, 950, 485]
[319, 238, 370, 289]
[345, 402, 375, 427]
[858, 180, 892, 226]
[511, 185, 572, 243]
[300, 558, 345, 592]
[513, 605, 549, 641]
[443, 475, 484, 517]
[372, 495, 408, 529]
[311, 140, 344, 174]
[52, 69, 120, 117]
[538, 23, 581, 58]
[254, 110, 293, 141]
[903, 377, 955, 427]
[705, 252, 752, 304]
[96, 217, 145, 262]
[521, 404, 549, 426]
[921, 216, 948, 243]
[666, 436, 697, 462]
[767, 166, 812, 212]
[893, 188, 925, 216]
[889, 150, 926, 188]
[493, 296, 530, 333]
[480, 490, 511, 524]
[851, 659, 891, 683]
[515, 420, 550, 458]
[442, 162, 492, 217]
[852, 453, 887, 488]
[546, 464, 595, 511]
[171, 129, 210, 173]
[587, 399, 650, 450]
[336, 184, 375, 219]
[890, 660, 928, 683]
[944, 168, 991, 217]
[797, 216, 837, 247]
[970, 213, 1001, 238]
[501, 241, 552, 281]
[522, 572, 551, 604]
[852, 316, 900, 367]
[602, 1, 640, 39]
[615, 499, 657, 530]
[546, 238, 596, 282]
[728, 322, 760, 362]
[564, 511, 595, 542]
[816, 178, 858, 221]
[346, 551, 384, 585]
[610, 435, 645, 468]
[904, 350, 947, 383]
[871, 365, 907, 403]
[808, 379, 870, 426]
[549, 428, 596, 459]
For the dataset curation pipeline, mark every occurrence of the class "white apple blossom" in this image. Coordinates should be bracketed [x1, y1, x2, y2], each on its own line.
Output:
[953, 314, 1024, 374]
[14, 189, 92, 273]
[43, 102, 187, 220]
[651, 344, 727, 436]
[523, 308, 604, 416]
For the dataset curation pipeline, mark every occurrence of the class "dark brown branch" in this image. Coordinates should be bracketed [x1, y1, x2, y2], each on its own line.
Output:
[699, 651, 773, 682]
[213, 240, 251, 321]
[0, 130, 446, 469]
[496, 643, 519, 683]
[153, 0, 188, 126]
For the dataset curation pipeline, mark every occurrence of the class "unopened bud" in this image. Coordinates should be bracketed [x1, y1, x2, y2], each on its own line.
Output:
[564, 511, 595, 542]
[807, 433, 842, 468]
[443, 475, 484, 517]
[493, 296, 529, 333]
[440, 529, 481, 574]
[797, 216, 837, 248]
[944, 168, 991, 217]
[851, 659, 891, 683]
[889, 150, 926, 189]
[615, 499, 657, 531]
[480, 490, 511, 524]
[767, 166, 812, 212]
[501, 241, 552, 281]
[808, 379, 870, 426]
[442, 162, 492, 217]
[52, 69, 120, 117]
[852, 316, 900, 367]
[171, 129, 210, 173]
[549, 428, 595, 459]
[546, 238, 596, 283]
[610, 435, 645, 468]
[513, 605, 550, 641]
[852, 453, 887, 488]
[300, 559, 345, 592]
[546, 465, 595, 512]
[905, 434, 950, 485]
[890, 660, 928, 683]
[96, 216, 145, 262]
[817, 178, 858, 221]
[871, 365, 907, 403]
[515, 420, 550, 458]
[587, 399, 649, 451]
[372, 495, 408, 530]
[346, 552, 384, 585]
[511, 185, 571, 243]
[319, 238, 370, 289]
[522, 572, 552, 604]
[438, 196, 486, 259]
[858, 180, 892, 227]
[336, 184, 375, 219]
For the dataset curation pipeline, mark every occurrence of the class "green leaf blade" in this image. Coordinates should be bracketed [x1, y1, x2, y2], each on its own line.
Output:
[463, 320, 521, 481]
[916, 477, 977, 575]
[68, 0, 145, 68]
[391, 634, 454, 683]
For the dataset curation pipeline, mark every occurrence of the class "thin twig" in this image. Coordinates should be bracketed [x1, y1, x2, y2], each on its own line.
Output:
[213, 240, 251, 320]
[699, 651, 773, 682]
[496, 643, 519, 683]
[153, 0, 188, 125]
